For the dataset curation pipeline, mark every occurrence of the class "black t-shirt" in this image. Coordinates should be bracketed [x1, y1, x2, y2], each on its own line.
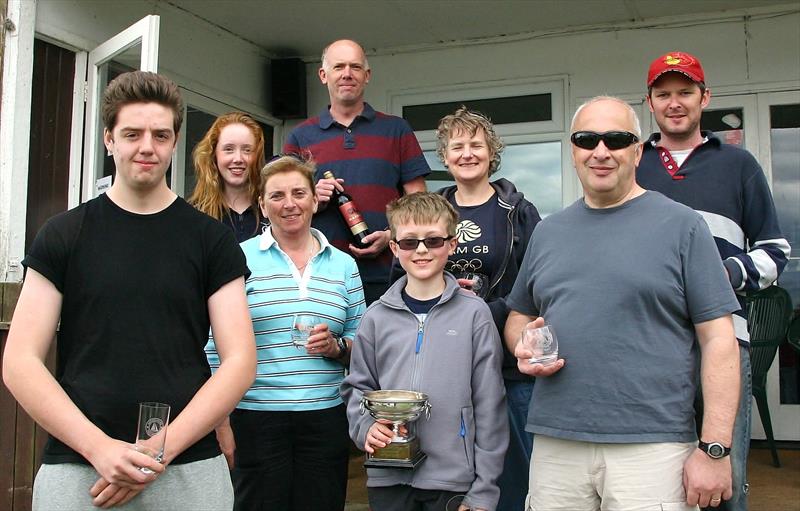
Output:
[22, 194, 249, 465]
[446, 194, 507, 280]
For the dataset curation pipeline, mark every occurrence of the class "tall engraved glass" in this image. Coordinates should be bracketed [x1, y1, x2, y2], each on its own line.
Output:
[134, 402, 170, 474]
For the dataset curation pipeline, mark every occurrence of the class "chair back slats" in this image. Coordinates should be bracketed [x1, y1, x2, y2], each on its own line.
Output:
[746, 285, 793, 468]
[747, 286, 793, 391]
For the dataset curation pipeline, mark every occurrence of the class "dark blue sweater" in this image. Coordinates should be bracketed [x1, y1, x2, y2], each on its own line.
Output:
[637, 131, 790, 343]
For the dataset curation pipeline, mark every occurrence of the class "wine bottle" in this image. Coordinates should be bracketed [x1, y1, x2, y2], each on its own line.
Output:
[323, 171, 371, 247]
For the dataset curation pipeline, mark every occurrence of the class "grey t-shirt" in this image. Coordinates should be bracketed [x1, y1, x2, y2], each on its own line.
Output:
[507, 191, 740, 443]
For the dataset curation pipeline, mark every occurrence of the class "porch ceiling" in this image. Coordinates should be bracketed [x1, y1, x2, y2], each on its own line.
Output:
[165, 0, 798, 59]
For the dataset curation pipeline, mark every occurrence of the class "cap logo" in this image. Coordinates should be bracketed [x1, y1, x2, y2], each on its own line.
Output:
[663, 53, 695, 68]
[648, 51, 704, 86]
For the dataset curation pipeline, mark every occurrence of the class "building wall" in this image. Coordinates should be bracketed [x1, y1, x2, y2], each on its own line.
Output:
[35, 0, 272, 114]
[302, 9, 800, 121]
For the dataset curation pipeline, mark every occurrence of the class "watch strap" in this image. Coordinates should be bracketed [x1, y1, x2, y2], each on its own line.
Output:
[334, 336, 348, 359]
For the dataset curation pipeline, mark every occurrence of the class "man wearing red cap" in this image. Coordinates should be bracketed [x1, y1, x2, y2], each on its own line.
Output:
[638, 51, 790, 511]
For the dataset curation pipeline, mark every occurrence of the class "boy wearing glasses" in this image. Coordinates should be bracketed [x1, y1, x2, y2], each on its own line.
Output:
[341, 192, 508, 511]
[505, 97, 740, 510]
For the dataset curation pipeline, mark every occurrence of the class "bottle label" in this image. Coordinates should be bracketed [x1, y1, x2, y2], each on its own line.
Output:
[339, 203, 369, 235]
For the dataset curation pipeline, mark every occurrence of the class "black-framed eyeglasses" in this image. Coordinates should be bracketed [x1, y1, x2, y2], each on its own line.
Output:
[570, 131, 639, 150]
[393, 236, 453, 251]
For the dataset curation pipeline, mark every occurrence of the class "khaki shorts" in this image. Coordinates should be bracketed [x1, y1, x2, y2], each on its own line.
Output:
[526, 436, 699, 511]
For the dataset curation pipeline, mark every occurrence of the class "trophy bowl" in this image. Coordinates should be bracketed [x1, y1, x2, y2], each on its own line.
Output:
[360, 390, 431, 469]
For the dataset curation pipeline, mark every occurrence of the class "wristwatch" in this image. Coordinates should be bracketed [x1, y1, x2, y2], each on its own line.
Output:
[698, 440, 731, 459]
[334, 336, 348, 359]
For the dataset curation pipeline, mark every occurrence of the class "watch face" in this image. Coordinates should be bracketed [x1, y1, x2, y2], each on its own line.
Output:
[709, 443, 724, 458]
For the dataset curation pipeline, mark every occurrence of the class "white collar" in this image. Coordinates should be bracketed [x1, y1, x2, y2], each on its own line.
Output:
[259, 226, 330, 256]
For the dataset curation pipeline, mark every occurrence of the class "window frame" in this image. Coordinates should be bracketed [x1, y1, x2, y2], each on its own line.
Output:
[389, 76, 568, 143]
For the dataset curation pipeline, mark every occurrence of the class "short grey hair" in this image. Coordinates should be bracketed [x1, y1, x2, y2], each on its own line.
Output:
[320, 39, 370, 71]
[570, 96, 641, 139]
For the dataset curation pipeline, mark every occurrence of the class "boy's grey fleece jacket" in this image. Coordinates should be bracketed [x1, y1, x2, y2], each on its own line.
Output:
[341, 274, 509, 511]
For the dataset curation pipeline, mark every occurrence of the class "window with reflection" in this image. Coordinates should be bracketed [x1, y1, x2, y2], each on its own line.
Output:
[701, 107, 745, 148]
[770, 102, 800, 405]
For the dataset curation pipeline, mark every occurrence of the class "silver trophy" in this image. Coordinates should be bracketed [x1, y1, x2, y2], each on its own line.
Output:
[360, 389, 431, 469]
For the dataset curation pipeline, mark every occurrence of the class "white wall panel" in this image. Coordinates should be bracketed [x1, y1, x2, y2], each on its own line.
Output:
[35, 0, 270, 112]
[300, 11, 800, 122]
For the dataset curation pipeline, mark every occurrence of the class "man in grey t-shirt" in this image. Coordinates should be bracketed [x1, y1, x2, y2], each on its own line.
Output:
[505, 96, 741, 510]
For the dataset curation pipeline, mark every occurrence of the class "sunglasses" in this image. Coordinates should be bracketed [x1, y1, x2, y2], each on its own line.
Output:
[393, 236, 453, 251]
[570, 131, 640, 150]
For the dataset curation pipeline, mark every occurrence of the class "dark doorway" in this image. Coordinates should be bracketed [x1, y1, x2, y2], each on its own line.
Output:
[1, 38, 75, 511]
[25, 38, 76, 251]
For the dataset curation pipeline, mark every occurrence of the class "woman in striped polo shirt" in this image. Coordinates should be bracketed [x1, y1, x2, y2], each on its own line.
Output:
[206, 154, 365, 510]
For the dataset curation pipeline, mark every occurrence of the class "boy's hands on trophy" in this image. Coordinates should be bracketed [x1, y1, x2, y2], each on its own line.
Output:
[365, 420, 407, 453]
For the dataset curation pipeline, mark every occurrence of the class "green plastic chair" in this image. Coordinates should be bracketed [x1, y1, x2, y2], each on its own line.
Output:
[787, 315, 800, 353]
[747, 285, 793, 468]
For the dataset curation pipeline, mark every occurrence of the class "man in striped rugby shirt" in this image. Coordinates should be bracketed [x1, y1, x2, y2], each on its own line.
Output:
[284, 39, 430, 305]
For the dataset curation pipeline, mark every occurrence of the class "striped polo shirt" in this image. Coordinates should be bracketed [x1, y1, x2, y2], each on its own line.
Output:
[205, 228, 365, 411]
[283, 103, 430, 284]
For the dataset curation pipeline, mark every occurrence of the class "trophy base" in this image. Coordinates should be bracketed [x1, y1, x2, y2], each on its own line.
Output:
[364, 450, 427, 469]
[364, 436, 426, 469]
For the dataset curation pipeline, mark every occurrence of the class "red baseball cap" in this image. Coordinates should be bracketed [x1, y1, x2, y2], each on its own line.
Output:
[647, 51, 705, 87]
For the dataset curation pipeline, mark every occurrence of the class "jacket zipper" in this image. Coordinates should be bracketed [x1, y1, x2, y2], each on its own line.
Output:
[489, 203, 515, 296]
[388, 297, 445, 392]
[415, 319, 424, 353]
[410, 315, 425, 391]
[409, 303, 442, 392]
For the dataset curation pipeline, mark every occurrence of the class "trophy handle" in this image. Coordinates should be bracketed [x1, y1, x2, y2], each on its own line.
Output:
[423, 401, 431, 420]
[359, 396, 367, 416]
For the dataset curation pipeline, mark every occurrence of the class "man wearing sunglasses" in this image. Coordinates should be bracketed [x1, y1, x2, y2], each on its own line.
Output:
[505, 96, 741, 510]
[637, 51, 790, 511]
[283, 39, 430, 305]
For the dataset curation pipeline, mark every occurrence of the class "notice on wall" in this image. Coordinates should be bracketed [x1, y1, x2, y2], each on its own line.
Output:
[96, 175, 112, 195]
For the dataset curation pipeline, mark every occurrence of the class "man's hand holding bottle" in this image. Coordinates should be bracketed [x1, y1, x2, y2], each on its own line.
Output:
[321, 170, 376, 255]
[314, 176, 345, 209]
[350, 230, 390, 258]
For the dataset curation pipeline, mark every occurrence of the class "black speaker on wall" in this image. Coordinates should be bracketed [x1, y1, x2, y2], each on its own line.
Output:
[271, 58, 307, 120]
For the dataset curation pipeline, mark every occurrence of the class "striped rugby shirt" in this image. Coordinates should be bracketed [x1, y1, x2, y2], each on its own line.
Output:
[637, 131, 790, 342]
[205, 228, 365, 411]
[283, 103, 430, 284]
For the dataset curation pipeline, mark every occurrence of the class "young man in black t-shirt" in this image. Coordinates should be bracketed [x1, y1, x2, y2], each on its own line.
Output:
[2, 71, 256, 510]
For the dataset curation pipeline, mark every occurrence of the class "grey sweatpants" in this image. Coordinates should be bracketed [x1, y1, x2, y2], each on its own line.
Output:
[32, 454, 233, 511]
